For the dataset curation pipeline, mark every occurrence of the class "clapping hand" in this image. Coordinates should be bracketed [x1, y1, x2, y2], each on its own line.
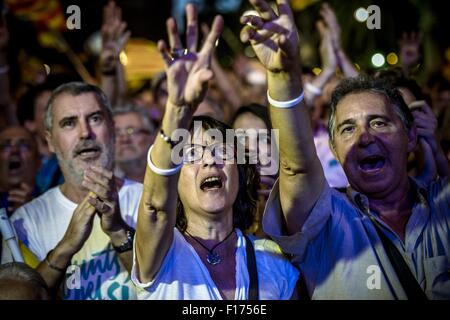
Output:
[411, 101, 438, 153]
[81, 166, 125, 235]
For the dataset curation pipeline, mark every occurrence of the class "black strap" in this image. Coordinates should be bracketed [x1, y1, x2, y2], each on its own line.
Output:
[298, 272, 310, 300]
[243, 234, 259, 300]
[370, 216, 428, 300]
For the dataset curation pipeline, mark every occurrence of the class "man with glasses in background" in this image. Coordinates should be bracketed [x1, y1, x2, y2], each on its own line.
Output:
[113, 104, 156, 182]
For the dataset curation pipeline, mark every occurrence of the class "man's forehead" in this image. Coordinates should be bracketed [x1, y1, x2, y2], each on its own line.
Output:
[335, 91, 394, 121]
[0, 127, 33, 141]
[52, 92, 104, 119]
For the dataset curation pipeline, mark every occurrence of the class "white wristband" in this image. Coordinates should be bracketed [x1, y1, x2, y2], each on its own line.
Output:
[305, 82, 322, 96]
[267, 90, 304, 109]
[147, 145, 182, 176]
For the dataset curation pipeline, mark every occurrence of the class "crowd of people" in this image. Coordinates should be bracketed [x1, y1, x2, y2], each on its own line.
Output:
[0, 0, 449, 300]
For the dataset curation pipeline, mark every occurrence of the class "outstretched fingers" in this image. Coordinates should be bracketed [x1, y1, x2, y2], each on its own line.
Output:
[185, 4, 198, 52]
[158, 39, 173, 66]
[166, 18, 183, 51]
[198, 15, 223, 58]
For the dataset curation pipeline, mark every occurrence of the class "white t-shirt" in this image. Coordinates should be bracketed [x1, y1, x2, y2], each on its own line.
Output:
[131, 228, 299, 300]
[1, 179, 143, 300]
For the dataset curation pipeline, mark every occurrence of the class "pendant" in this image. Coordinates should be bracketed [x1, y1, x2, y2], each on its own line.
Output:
[206, 252, 221, 265]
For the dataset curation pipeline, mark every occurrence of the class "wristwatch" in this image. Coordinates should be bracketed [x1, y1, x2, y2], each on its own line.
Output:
[112, 229, 135, 253]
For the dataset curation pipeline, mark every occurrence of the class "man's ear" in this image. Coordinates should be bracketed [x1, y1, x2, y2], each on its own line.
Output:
[45, 130, 55, 153]
[407, 124, 417, 153]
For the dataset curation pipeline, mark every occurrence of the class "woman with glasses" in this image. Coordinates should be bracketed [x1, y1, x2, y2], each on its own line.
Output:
[131, 4, 298, 300]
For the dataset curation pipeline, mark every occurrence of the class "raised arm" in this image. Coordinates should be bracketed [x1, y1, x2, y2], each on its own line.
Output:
[135, 5, 223, 282]
[304, 19, 337, 107]
[240, 0, 325, 235]
[320, 3, 358, 78]
[100, 1, 130, 107]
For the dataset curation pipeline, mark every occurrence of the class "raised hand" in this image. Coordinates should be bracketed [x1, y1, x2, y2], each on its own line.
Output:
[100, 1, 131, 74]
[319, 2, 358, 77]
[411, 101, 438, 152]
[7, 183, 33, 212]
[240, 0, 299, 73]
[412, 101, 450, 180]
[319, 3, 341, 51]
[157, 4, 223, 110]
[317, 20, 337, 72]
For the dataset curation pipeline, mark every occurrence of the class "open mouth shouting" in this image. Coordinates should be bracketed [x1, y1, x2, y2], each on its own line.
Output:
[358, 154, 386, 174]
[8, 156, 23, 175]
[200, 175, 223, 192]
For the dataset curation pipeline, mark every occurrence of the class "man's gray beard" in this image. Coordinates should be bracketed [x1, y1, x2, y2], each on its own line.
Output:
[55, 146, 114, 187]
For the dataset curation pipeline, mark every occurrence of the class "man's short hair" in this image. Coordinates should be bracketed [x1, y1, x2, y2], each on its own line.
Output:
[328, 76, 414, 144]
[112, 104, 156, 133]
[44, 82, 113, 132]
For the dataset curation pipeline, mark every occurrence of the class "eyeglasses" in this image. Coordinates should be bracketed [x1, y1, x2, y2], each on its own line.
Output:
[0, 140, 33, 154]
[183, 143, 235, 164]
[115, 127, 152, 137]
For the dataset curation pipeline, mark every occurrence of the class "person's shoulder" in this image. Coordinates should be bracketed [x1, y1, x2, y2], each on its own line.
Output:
[11, 187, 60, 222]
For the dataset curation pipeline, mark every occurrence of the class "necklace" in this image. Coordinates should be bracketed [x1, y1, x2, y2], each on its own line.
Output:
[185, 229, 235, 265]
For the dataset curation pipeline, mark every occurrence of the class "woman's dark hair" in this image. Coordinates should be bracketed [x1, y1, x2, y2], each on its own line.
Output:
[231, 103, 272, 130]
[176, 115, 259, 232]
